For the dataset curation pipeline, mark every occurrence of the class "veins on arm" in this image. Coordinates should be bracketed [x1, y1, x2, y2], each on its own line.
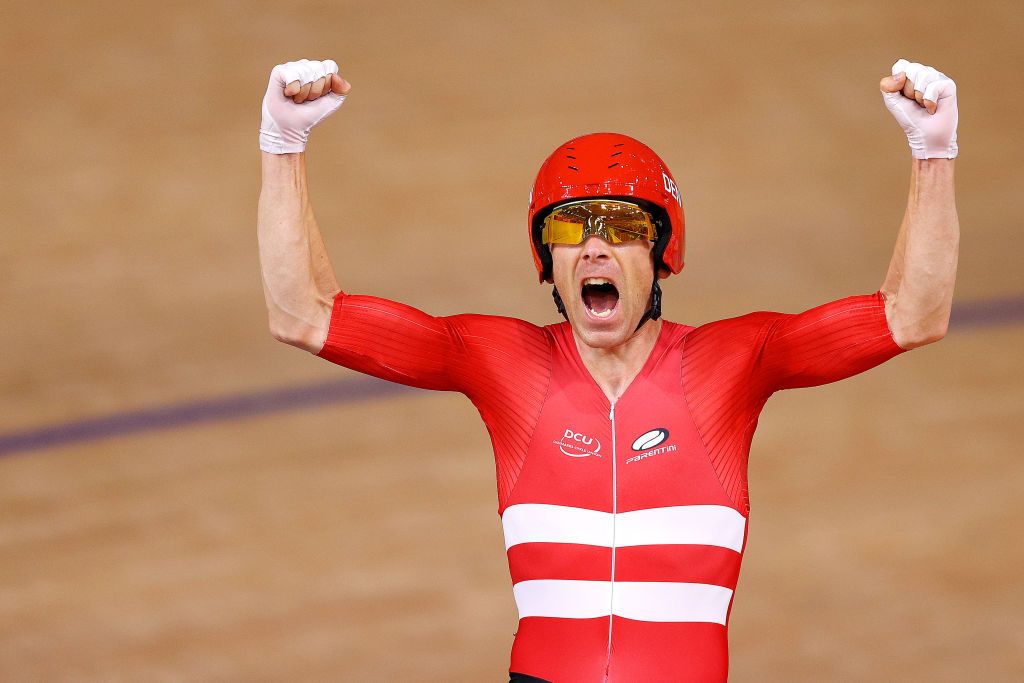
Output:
[880, 159, 959, 349]
[258, 152, 341, 352]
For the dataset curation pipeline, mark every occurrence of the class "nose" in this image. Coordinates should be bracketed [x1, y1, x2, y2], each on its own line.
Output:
[580, 234, 611, 263]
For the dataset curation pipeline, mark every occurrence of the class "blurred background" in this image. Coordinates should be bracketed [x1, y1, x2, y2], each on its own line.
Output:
[2, 0, 1022, 680]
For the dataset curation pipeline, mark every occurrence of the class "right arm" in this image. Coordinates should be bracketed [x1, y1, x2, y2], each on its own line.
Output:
[258, 152, 535, 391]
[256, 59, 349, 352]
[255, 59, 549, 398]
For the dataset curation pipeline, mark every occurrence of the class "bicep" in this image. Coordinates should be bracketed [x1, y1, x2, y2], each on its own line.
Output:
[316, 293, 466, 391]
[315, 293, 547, 395]
[756, 292, 906, 392]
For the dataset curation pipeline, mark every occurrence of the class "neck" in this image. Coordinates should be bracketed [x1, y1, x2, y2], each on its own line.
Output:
[573, 319, 663, 403]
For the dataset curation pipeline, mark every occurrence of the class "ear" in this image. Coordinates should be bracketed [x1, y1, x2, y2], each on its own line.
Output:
[657, 266, 671, 280]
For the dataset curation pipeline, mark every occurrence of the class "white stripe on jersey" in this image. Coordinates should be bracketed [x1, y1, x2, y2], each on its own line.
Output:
[501, 503, 746, 552]
[512, 579, 734, 624]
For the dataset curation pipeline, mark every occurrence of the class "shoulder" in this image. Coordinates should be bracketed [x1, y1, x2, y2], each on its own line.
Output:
[685, 311, 781, 348]
[675, 311, 785, 379]
[442, 315, 555, 400]
[446, 313, 548, 339]
[694, 310, 783, 332]
[659, 319, 697, 342]
[445, 314, 553, 355]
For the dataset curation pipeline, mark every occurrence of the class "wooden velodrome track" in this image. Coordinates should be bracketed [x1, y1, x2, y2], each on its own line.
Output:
[2, 1, 1022, 680]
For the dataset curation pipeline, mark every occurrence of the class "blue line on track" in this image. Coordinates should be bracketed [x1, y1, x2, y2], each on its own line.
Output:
[1, 295, 1021, 458]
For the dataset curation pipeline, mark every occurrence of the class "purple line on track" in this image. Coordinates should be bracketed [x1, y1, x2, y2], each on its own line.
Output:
[0, 377, 412, 458]
[949, 295, 1024, 329]
[1, 295, 1022, 458]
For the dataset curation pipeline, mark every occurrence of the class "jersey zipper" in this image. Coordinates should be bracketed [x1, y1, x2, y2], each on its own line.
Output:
[604, 400, 618, 682]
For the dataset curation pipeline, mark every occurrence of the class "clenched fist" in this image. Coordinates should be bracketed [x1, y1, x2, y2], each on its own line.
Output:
[259, 59, 352, 154]
[881, 58, 958, 160]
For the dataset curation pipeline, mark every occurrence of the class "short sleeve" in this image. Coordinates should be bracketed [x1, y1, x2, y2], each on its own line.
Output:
[316, 292, 550, 395]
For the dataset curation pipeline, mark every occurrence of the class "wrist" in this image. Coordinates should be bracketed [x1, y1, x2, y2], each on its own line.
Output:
[260, 151, 307, 187]
[912, 158, 955, 177]
[910, 158, 955, 197]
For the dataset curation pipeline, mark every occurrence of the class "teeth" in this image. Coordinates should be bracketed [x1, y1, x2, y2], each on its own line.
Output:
[591, 308, 613, 318]
[583, 278, 612, 286]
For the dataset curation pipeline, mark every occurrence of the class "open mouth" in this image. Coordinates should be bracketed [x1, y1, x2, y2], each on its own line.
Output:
[581, 278, 620, 319]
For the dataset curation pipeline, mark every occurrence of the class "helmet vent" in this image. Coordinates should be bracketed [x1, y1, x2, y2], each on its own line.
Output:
[565, 155, 576, 159]
[567, 166, 579, 171]
[613, 143, 625, 147]
[607, 163, 619, 168]
[610, 151, 622, 157]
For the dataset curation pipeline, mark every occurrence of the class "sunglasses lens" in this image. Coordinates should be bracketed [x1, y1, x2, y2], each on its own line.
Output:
[541, 201, 656, 245]
[541, 214, 586, 244]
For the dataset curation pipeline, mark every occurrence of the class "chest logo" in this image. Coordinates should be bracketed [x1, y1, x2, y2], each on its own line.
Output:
[554, 428, 603, 458]
[632, 428, 669, 451]
[627, 428, 677, 464]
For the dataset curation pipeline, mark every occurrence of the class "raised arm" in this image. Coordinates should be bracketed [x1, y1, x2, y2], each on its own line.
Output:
[877, 59, 960, 349]
[257, 59, 351, 352]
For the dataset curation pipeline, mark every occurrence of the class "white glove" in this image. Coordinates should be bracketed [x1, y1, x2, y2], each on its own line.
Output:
[259, 59, 348, 154]
[881, 58, 958, 159]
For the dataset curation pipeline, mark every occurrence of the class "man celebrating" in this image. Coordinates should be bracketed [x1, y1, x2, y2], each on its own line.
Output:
[257, 57, 958, 682]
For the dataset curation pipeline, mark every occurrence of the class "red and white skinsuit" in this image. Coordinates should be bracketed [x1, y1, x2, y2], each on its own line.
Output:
[317, 291, 904, 682]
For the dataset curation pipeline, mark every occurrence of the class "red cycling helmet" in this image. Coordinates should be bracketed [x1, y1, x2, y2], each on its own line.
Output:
[528, 132, 685, 283]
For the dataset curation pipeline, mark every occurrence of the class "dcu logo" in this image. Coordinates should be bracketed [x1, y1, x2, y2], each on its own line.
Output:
[554, 429, 602, 458]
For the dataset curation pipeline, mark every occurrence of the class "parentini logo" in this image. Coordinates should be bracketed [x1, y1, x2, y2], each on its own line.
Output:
[554, 429, 602, 458]
[626, 428, 676, 465]
[631, 428, 669, 451]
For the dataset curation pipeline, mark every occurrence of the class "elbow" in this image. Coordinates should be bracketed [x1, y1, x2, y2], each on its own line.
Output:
[268, 322, 303, 348]
[893, 321, 948, 350]
[263, 290, 337, 353]
[883, 293, 951, 350]
[267, 311, 328, 354]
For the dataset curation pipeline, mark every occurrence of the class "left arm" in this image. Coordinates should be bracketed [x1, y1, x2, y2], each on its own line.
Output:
[877, 59, 960, 349]
[880, 159, 958, 348]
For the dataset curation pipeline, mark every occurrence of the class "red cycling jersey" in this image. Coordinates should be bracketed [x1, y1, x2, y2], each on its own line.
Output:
[318, 291, 904, 682]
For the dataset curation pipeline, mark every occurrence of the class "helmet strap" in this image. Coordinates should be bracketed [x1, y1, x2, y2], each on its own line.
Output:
[552, 286, 568, 320]
[635, 279, 662, 331]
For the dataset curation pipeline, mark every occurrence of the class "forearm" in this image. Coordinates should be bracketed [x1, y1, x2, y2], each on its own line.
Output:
[881, 166, 913, 295]
[258, 152, 340, 352]
[881, 159, 959, 348]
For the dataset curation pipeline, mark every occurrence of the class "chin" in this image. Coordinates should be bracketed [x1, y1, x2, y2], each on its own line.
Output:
[568, 315, 635, 350]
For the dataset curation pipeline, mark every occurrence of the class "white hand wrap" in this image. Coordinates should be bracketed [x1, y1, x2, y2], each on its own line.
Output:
[259, 59, 346, 154]
[883, 58, 958, 160]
